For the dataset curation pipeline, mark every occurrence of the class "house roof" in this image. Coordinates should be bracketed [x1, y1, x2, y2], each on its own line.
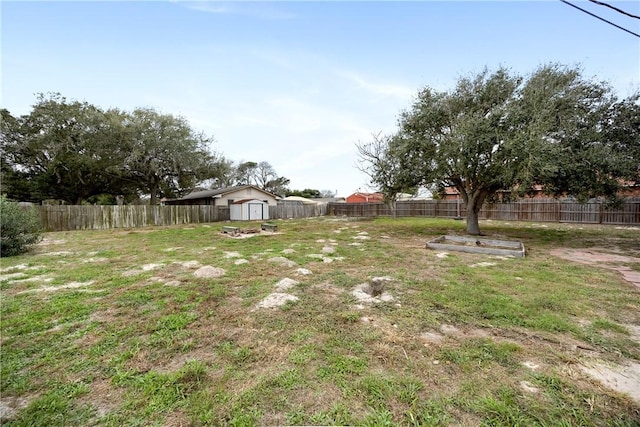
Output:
[347, 192, 384, 201]
[281, 196, 319, 205]
[167, 185, 277, 202]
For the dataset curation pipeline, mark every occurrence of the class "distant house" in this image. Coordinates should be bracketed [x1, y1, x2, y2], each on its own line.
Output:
[163, 185, 278, 220]
[315, 197, 346, 204]
[441, 185, 546, 201]
[281, 196, 320, 205]
[346, 192, 384, 203]
[620, 181, 640, 197]
[441, 181, 640, 200]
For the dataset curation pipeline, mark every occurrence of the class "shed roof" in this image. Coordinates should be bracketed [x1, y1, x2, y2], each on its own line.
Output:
[230, 199, 268, 204]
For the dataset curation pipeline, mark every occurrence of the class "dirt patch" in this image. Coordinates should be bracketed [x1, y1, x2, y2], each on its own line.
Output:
[267, 257, 298, 268]
[469, 262, 497, 268]
[174, 260, 201, 269]
[351, 282, 395, 306]
[194, 266, 226, 279]
[0, 264, 29, 273]
[122, 263, 165, 277]
[37, 238, 67, 246]
[273, 278, 300, 292]
[550, 248, 640, 265]
[0, 394, 35, 422]
[550, 248, 640, 288]
[580, 361, 640, 404]
[254, 293, 299, 309]
[17, 280, 95, 294]
[0, 272, 28, 282]
[520, 380, 540, 394]
[79, 378, 124, 419]
[46, 251, 74, 256]
[156, 348, 218, 374]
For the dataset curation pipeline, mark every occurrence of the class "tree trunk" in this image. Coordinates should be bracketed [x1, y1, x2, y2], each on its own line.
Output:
[465, 192, 485, 235]
[150, 183, 159, 206]
[466, 208, 481, 235]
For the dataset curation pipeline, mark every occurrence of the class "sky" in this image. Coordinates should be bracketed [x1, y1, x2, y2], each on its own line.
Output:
[2, 0, 639, 198]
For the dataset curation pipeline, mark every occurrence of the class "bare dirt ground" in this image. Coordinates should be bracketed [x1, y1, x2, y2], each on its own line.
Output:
[550, 248, 640, 288]
[550, 247, 640, 404]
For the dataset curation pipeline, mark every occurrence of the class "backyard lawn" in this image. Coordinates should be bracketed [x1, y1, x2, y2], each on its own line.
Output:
[1, 217, 639, 426]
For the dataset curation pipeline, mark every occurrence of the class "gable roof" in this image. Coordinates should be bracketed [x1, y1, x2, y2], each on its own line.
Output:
[281, 196, 320, 205]
[167, 185, 277, 202]
[347, 192, 384, 201]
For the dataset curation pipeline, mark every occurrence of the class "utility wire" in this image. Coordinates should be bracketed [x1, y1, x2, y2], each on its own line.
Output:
[560, 0, 640, 38]
[588, 0, 640, 20]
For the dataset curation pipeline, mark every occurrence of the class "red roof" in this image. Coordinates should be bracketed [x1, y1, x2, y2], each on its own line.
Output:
[346, 192, 384, 203]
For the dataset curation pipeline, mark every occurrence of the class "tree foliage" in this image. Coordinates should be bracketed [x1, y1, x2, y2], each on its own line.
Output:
[287, 188, 322, 198]
[1, 94, 226, 205]
[229, 160, 290, 196]
[121, 108, 218, 205]
[356, 132, 418, 217]
[1, 94, 122, 203]
[358, 64, 639, 235]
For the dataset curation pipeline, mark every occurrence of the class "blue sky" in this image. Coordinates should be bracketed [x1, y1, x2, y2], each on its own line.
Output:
[2, 1, 639, 197]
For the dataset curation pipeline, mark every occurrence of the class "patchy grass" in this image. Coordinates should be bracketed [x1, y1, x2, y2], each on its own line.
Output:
[1, 217, 640, 425]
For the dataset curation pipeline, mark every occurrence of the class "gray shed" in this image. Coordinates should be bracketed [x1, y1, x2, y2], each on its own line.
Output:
[229, 199, 270, 221]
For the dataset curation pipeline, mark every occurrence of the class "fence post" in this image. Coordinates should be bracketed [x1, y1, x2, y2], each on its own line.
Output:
[599, 200, 603, 224]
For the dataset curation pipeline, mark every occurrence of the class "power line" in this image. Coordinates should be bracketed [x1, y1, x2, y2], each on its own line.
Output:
[560, 0, 640, 38]
[588, 0, 640, 20]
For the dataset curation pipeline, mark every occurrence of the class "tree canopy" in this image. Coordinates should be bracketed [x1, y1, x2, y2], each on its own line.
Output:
[357, 64, 639, 235]
[1, 94, 226, 204]
[229, 160, 290, 196]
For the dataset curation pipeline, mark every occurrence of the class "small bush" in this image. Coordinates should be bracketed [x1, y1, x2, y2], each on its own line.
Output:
[0, 196, 42, 257]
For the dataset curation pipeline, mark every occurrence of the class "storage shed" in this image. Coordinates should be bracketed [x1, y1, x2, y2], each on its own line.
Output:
[230, 199, 270, 221]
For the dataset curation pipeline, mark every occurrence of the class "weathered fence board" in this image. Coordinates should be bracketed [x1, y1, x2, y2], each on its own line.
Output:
[37, 205, 228, 231]
[37, 202, 323, 232]
[270, 202, 327, 220]
[327, 198, 640, 225]
[34, 198, 640, 232]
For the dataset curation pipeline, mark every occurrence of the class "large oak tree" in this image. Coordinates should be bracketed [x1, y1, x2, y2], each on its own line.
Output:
[1, 94, 225, 205]
[358, 64, 639, 235]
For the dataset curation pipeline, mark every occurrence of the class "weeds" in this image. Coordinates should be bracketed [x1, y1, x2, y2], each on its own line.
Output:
[1, 218, 639, 425]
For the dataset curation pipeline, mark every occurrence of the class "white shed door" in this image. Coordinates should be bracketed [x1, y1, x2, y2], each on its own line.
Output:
[248, 203, 263, 220]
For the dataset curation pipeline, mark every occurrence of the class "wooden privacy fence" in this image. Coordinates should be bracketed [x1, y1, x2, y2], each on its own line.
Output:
[270, 202, 327, 220]
[37, 202, 328, 232]
[327, 198, 640, 225]
[31, 198, 640, 231]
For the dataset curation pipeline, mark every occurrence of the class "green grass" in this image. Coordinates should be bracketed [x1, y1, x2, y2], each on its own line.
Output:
[1, 217, 639, 426]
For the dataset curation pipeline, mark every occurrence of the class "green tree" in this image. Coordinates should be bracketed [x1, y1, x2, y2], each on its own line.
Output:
[229, 160, 289, 195]
[264, 176, 290, 196]
[121, 108, 218, 205]
[1, 94, 122, 204]
[2, 95, 226, 205]
[360, 64, 638, 235]
[286, 189, 321, 198]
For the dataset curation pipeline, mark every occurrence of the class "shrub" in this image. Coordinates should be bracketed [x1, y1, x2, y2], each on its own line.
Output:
[0, 196, 42, 257]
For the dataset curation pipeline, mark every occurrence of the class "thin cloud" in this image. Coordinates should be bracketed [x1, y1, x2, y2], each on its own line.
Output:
[337, 70, 415, 100]
[174, 1, 296, 20]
